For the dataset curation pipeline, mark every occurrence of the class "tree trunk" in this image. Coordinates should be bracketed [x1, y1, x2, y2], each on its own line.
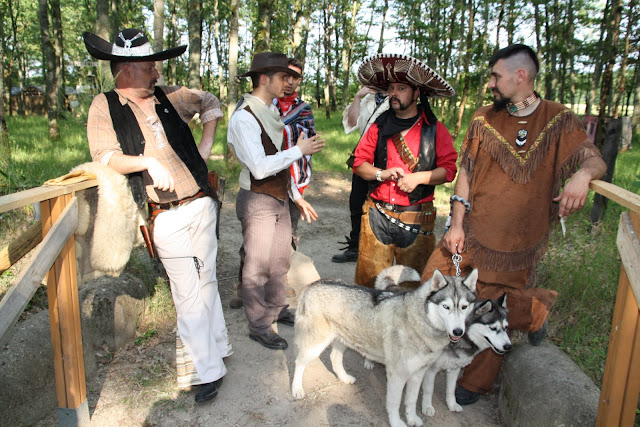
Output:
[340, 0, 360, 109]
[0, 2, 9, 193]
[153, 0, 165, 85]
[586, 0, 609, 116]
[51, 0, 64, 117]
[594, 0, 622, 151]
[612, 0, 634, 118]
[506, 0, 515, 44]
[167, 0, 178, 85]
[292, 0, 310, 65]
[38, 0, 59, 139]
[187, 0, 202, 89]
[322, 6, 333, 118]
[226, 0, 240, 165]
[377, 0, 388, 53]
[567, 0, 576, 109]
[475, 0, 490, 109]
[96, 0, 112, 91]
[454, 0, 475, 140]
[632, 59, 640, 136]
[213, 0, 227, 104]
[254, 0, 274, 53]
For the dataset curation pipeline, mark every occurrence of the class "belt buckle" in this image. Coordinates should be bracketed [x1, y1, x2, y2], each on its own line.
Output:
[383, 202, 395, 212]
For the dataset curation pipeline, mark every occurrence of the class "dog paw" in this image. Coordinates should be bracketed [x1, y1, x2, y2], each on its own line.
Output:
[363, 358, 375, 370]
[291, 387, 305, 400]
[406, 413, 423, 426]
[448, 403, 462, 412]
[421, 405, 435, 417]
[338, 373, 356, 384]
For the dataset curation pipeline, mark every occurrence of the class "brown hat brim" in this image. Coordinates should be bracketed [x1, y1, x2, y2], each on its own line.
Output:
[238, 66, 301, 79]
[358, 54, 455, 98]
[83, 31, 187, 62]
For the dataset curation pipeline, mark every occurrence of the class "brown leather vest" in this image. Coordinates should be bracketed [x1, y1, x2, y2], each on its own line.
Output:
[243, 105, 289, 201]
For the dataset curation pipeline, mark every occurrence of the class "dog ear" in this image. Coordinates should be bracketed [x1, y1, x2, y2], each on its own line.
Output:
[463, 268, 479, 292]
[429, 269, 448, 293]
[476, 300, 492, 316]
[498, 293, 507, 309]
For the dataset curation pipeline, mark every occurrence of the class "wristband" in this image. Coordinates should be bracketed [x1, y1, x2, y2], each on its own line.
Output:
[376, 170, 383, 182]
[450, 195, 471, 213]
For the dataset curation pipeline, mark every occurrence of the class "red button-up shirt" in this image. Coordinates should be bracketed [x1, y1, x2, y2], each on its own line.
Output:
[353, 113, 458, 205]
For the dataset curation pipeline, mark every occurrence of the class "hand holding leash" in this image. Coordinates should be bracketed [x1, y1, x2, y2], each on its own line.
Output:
[452, 244, 462, 277]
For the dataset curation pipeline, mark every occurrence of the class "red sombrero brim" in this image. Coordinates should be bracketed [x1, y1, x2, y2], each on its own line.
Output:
[357, 54, 455, 98]
[83, 31, 187, 62]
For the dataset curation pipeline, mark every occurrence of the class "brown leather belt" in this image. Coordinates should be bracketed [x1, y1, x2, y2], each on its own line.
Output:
[368, 199, 436, 225]
[149, 190, 206, 221]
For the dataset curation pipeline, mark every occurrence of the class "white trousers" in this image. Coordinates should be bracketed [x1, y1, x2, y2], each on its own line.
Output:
[153, 196, 227, 384]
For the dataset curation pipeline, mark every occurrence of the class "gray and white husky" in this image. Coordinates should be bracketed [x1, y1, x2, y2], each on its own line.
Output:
[291, 267, 478, 427]
[420, 294, 511, 416]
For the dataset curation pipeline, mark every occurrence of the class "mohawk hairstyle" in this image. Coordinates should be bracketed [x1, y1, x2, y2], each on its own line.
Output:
[489, 44, 539, 74]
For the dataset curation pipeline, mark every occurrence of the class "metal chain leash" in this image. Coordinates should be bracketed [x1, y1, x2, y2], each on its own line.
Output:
[452, 243, 462, 277]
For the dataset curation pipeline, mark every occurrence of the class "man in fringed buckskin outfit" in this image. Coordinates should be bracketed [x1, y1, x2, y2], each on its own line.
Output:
[84, 28, 229, 403]
[352, 53, 458, 287]
[422, 44, 606, 405]
[227, 52, 324, 351]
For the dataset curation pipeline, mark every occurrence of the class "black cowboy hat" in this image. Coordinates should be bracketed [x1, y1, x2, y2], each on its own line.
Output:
[239, 52, 301, 79]
[358, 53, 455, 98]
[83, 28, 187, 62]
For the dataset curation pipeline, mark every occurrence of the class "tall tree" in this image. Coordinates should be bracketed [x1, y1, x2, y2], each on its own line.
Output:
[38, 0, 60, 139]
[254, 0, 274, 52]
[166, 0, 178, 85]
[632, 57, 640, 135]
[586, 0, 610, 116]
[454, 0, 475, 139]
[291, 0, 311, 66]
[340, 0, 360, 109]
[188, 0, 202, 89]
[377, 0, 388, 52]
[612, 0, 635, 118]
[154, 0, 165, 85]
[0, 0, 10, 193]
[96, 0, 111, 90]
[321, 4, 333, 118]
[227, 0, 239, 120]
[595, 0, 622, 150]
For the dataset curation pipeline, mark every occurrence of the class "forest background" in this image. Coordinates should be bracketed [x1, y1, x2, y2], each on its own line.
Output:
[0, 0, 639, 398]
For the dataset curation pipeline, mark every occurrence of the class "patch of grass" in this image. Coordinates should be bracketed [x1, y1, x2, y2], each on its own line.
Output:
[134, 328, 158, 346]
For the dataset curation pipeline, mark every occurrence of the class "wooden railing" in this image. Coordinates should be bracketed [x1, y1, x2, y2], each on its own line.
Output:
[591, 180, 640, 426]
[0, 180, 97, 426]
[0, 178, 638, 426]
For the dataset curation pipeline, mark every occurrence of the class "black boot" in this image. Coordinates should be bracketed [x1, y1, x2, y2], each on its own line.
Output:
[331, 236, 359, 263]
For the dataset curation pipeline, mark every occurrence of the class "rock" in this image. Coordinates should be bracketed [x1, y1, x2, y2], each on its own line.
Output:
[0, 273, 149, 425]
[499, 343, 600, 426]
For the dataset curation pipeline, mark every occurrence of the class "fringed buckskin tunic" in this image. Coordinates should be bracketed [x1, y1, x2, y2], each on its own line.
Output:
[422, 100, 603, 394]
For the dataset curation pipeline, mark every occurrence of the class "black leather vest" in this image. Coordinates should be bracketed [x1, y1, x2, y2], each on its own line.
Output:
[372, 113, 437, 204]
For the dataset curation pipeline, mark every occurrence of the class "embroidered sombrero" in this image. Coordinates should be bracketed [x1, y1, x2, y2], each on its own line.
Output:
[83, 28, 187, 61]
[357, 53, 455, 98]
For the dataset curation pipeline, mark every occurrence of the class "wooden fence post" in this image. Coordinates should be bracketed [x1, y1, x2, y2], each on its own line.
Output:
[40, 194, 89, 426]
[596, 211, 640, 426]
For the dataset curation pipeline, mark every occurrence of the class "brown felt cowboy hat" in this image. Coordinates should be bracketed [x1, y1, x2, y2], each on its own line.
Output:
[82, 28, 187, 62]
[239, 52, 301, 79]
[357, 53, 455, 98]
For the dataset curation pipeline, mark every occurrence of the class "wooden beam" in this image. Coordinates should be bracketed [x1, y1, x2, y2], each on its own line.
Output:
[0, 180, 96, 214]
[617, 212, 640, 310]
[44, 194, 87, 410]
[590, 180, 640, 214]
[0, 221, 43, 274]
[0, 199, 77, 345]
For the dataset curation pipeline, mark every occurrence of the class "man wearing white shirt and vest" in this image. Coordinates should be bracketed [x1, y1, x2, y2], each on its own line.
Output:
[227, 52, 325, 350]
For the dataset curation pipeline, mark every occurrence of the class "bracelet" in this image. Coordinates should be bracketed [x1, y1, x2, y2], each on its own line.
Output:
[376, 170, 383, 182]
[450, 195, 471, 213]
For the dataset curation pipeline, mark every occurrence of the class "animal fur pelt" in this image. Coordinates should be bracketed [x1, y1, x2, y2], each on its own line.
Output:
[72, 162, 145, 279]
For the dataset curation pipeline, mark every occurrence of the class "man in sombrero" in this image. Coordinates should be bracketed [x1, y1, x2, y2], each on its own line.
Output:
[83, 28, 229, 403]
[227, 52, 324, 351]
[352, 53, 458, 287]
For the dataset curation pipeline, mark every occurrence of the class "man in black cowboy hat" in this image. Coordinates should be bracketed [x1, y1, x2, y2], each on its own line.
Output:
[84, 28, 228, 403]
[352, 53, 458, 288]
[227, 52, 324, 350]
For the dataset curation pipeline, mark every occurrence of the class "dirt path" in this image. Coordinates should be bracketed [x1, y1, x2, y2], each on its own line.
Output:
[38, 172, 501, 427]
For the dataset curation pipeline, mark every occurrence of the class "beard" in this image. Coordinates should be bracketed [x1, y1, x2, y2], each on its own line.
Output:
[390, 97, 414, 111]
[492, 90, 511, 111]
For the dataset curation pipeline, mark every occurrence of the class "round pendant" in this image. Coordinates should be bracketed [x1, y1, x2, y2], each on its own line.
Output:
[516, 129, 528, 147]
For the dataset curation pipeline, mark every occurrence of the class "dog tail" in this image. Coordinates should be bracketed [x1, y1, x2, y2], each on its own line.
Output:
[374, 265, 421, 291]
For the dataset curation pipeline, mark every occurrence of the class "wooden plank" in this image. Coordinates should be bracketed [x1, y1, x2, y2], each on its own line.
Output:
[596, 272, 638, 426]
[0, 198, 77, 345]
[56, 194, 86, 407]
[0, 180, 97, 214]
[621, 306, 640, 426]
[0, 221, 43, 274]
[44, 197, 68, 407]
[617, 212, 640, 310]
[590, 180, 640, 214]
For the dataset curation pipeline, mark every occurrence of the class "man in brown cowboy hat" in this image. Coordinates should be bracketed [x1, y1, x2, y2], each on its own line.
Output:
[352, 53, 458, 288]
[84, 28, 228, 403]
[227, 52, 324, 350]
